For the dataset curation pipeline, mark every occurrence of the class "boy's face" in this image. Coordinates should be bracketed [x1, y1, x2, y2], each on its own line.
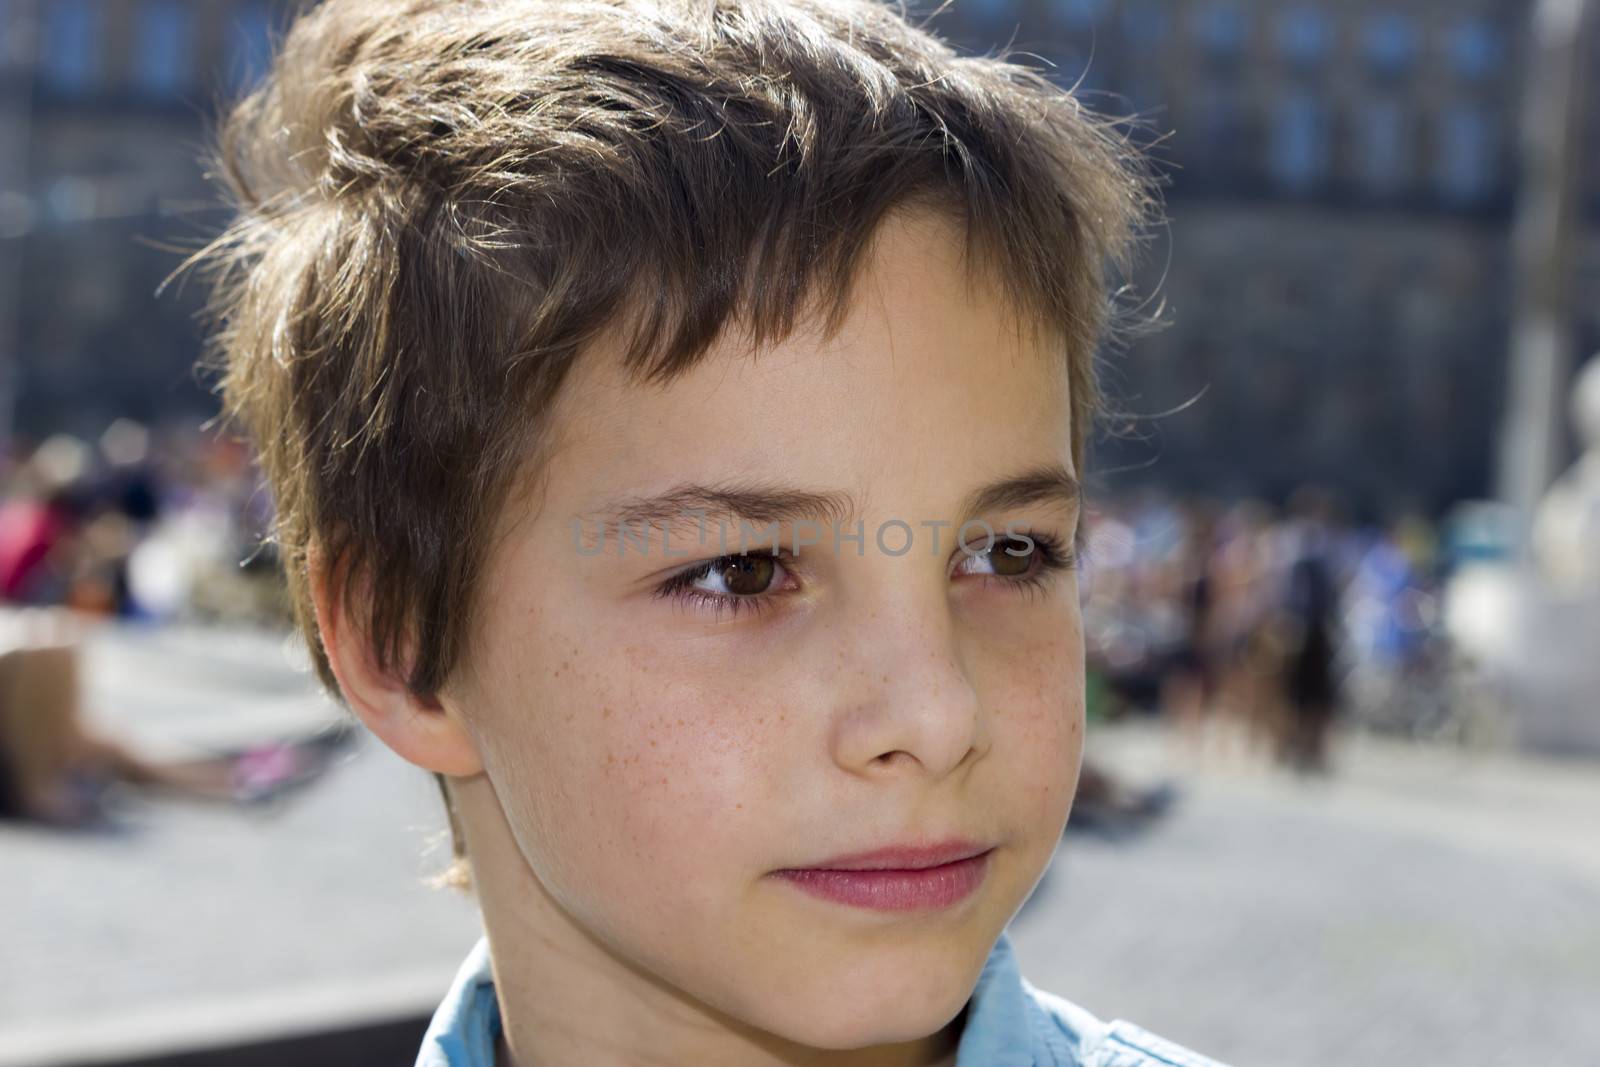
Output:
[445, 208, 1085, 1053]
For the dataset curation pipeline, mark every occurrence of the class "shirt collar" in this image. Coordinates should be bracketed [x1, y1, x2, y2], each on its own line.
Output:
[957, 928, 1086, 1066]
[415, 935, 500, 1067]
[416, 929, 1067, 1067]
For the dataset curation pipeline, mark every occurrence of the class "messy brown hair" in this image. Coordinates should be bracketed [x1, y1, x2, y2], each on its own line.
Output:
[176, 0, 1157, 889]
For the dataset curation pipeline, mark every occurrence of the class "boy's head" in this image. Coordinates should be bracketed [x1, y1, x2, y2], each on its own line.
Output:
[187, 0, 1153, 1056]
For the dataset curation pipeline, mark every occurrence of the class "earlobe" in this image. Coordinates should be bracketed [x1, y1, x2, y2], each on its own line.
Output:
[306, 541, 484, 778]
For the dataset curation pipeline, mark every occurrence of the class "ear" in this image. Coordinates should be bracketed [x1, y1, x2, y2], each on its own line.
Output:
[307, 541, 483, 777]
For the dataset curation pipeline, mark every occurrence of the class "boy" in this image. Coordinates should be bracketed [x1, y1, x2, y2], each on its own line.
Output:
[183, 0, 1230, 1063]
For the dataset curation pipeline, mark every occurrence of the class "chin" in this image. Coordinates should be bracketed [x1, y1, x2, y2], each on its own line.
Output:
[741, 946, 978, 1051]
[768, 995, 967, 1053]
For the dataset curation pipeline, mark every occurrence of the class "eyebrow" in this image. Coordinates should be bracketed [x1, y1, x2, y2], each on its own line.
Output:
[576, 463, 1081, 541]
[959, 464, 1082, 523]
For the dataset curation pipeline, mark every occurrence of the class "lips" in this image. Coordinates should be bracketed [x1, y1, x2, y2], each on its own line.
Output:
[791, 840, 993, 871]
[771, 839, 995, 911]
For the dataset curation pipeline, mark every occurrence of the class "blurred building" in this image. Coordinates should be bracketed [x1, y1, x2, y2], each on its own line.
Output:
[1, 0, 1598, 514]
[0, 0, 277, 438]
[935, 0, 1600, 515]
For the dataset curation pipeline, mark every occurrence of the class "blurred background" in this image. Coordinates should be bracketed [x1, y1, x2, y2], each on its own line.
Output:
[1, 1, 1596, 1065]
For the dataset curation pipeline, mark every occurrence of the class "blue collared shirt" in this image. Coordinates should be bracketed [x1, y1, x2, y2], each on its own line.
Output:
[416, 931, 1230, 1066]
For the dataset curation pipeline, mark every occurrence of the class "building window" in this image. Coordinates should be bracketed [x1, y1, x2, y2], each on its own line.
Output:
[1448, 18, 1504, 83]
[1277, 7, 1331, 70]
[133, 1, 193, 96]
[1356, 98, 1411, 197]
[40, 0, 102, 93]
[1363, 13, 1418, 79]
[1435, 106, 1497, 206]
[1195, 4, 1249, 63]
[1269, 90, 1329, 192]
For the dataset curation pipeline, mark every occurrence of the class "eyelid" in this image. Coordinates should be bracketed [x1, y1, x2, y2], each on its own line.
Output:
[649, 548, 800, 620]
[655, 545, 800, 587]
[952, 528, 1076, 576]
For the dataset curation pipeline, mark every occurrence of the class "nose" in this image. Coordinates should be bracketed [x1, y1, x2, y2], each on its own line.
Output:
[827, 588, 990, 781]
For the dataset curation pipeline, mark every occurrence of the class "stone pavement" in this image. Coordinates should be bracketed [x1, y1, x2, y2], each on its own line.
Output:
[1, 623, 484, 1066]
[1014, 721, 1600, 1067]
[4, 623, 1598, 1065]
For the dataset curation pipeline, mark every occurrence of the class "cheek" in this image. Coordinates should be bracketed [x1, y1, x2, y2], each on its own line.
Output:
[982, 607, 1086, 827]
[1011, 677, 1084, 831]
[480, 634, 786, 892]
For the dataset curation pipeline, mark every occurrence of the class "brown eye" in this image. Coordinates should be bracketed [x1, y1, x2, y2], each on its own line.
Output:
[653, 550, 795, 620]
[954, 535, 1047, 581]
[986, 537, 1034, 577]
[717, 554, 777, 596]
[950, 529, 1072, 593]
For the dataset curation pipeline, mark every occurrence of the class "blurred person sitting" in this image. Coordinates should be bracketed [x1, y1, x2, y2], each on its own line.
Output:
[0, 607, 343, 827]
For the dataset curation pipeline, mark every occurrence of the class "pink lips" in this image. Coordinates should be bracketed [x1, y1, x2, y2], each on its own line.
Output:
[771, 840, 994, 912]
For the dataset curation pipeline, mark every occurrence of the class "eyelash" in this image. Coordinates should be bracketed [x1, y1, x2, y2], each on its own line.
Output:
[650, 531, 1078, 621]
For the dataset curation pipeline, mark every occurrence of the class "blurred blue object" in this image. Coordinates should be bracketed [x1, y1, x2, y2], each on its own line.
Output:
[1440, 501, 1519, 572]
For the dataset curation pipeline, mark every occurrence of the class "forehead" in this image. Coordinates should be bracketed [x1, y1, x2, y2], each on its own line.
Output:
[505, 209, 1076, 543]
[559, 213, 1065, 440]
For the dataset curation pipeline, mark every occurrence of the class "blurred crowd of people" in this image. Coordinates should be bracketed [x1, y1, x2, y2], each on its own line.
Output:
[0, 423, 331, 830]
[0, 420, 1505, 824]
[1080, 487, 1473, 774]
[0, 421, 288, 626]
